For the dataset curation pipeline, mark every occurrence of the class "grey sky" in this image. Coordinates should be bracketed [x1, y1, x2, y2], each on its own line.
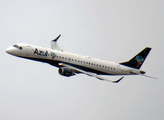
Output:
[1, 0, 164, 120]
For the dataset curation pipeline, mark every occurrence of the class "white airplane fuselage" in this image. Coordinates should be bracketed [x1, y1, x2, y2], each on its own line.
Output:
[6, 43, 142, 77]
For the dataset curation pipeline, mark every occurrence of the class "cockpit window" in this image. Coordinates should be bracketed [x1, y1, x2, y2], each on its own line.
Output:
[13, 44, 22, 50]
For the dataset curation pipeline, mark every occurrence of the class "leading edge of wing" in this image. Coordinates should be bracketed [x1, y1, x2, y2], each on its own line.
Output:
[59, 63, 124, 83]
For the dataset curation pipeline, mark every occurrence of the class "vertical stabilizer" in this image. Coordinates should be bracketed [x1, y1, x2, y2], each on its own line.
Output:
[120, 47, 151, 69]
[51, 34, 62, 51]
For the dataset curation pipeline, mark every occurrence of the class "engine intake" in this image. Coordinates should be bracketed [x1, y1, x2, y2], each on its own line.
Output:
[58, 67, 75, 77]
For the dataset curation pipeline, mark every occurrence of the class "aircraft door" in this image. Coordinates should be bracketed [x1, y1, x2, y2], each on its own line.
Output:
[27, 46, 32, 56]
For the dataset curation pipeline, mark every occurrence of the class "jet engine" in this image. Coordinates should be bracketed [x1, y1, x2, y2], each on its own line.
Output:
[58, 67, 75, 77]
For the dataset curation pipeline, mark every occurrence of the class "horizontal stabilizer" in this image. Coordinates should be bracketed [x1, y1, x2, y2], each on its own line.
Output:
[140, 74, 157, 79]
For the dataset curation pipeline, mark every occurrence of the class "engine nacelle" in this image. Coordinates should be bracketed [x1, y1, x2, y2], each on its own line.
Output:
[58, 67, 75, 77]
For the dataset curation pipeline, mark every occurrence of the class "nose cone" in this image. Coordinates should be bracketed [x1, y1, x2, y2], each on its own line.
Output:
[6, 47, 14, 54]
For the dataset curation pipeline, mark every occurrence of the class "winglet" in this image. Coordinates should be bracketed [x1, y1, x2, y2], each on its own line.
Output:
[112, 77, 124, 83]
[52, 34, 61, 42]
[51, 34, 62, 51]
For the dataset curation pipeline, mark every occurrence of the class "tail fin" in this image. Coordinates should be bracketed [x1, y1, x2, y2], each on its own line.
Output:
[120, 47, 151, 69]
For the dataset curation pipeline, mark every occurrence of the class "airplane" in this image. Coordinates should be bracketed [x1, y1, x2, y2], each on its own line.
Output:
[5, 34, 156, 83]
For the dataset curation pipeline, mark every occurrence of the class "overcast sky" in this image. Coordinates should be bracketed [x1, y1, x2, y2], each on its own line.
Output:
[1, 0, 164, 120]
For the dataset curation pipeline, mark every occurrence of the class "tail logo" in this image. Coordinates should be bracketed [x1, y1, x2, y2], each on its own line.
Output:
[135, 55, 144, 67]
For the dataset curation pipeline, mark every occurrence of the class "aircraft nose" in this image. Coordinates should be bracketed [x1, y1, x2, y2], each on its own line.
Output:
[5, 47, 14, 54]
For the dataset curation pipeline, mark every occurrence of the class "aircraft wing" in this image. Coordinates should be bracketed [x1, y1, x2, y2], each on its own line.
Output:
[59, 63, 124, 83]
